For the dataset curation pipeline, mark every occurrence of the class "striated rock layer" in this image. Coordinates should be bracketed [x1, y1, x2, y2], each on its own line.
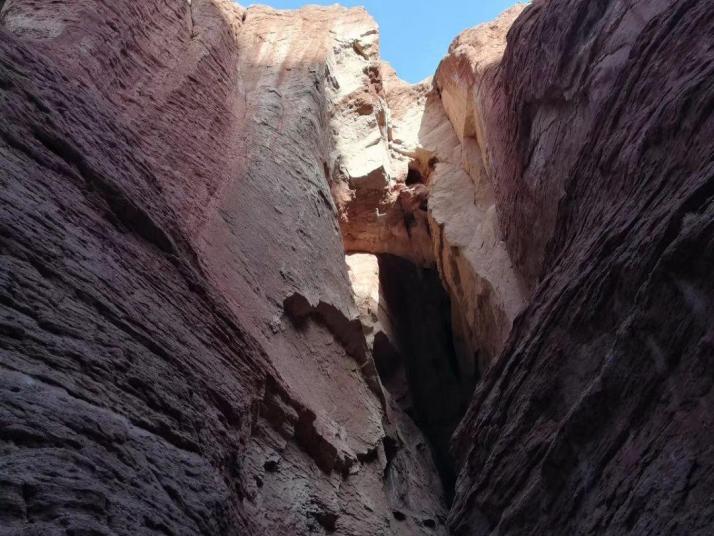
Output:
[0, 1, 447, 534]
[448, 0, 714, 534]
[326, 5, 529, 386]
[1, 0, 713, 534]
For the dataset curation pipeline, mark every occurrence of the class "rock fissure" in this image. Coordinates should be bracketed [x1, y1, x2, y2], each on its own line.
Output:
[1, 0, 712, 534]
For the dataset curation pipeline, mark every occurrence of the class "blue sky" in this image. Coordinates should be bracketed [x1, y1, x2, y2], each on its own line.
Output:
[246, 1, 521, 83]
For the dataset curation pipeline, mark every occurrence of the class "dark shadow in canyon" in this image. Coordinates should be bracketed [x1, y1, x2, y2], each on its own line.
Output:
[375, 254, 472, 503]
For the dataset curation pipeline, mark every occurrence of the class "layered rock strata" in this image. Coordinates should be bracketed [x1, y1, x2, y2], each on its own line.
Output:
[1, 0, 712, 534]
[333, 9, 530, 385]
[0, 1, 447, 534]
[447, 0, 714, 534]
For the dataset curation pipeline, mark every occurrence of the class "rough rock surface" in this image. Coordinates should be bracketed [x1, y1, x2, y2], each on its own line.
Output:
[347, 252, 467, 499]
[1, 0, 713, 534]
[325, 5, 530, 389]
[346, 252, 452, 521]
[385, 52, 526, 386]
[0, 1, 447, 534]
[431, 8, 528, 374]
[328, 53, 435, 266]
[449, 0, 714, 534]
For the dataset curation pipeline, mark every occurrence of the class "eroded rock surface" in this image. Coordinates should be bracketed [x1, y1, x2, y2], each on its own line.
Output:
[328, 47, 435, 266]
[384, 37, 527, 386]
[449, 0, 714, 534]
[0, 1, 447, 534]
[1, 0, 712, 534]
[336, 27, 531, 389]
[347, 252, 467, 499]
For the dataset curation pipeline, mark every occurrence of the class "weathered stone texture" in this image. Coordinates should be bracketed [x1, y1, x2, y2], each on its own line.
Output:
[0, 1, 446, 534]
[449, 1, 714, 534]
[1, 0, 712, 535]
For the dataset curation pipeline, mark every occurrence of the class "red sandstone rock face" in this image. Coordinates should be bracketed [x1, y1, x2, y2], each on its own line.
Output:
[449, 0, 714, 533]
[0, 1, 446, 534]
[1, 0, 712, 534]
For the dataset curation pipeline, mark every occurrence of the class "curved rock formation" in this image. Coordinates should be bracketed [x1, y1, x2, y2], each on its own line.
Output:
[431, 7, 529, 376]
[0, 1, 447, 534]
[1, 0, 712, 534]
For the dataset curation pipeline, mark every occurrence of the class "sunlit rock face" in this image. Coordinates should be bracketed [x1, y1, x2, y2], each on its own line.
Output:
[0, 1, 446, 534]
[335, 10, 531, 388]
[302, 5, 529, 392]
[429, 7, 529, 378]
[327, 32, 435, 266]
[381, 23, 528, 385]
[1, 0, 713, 535]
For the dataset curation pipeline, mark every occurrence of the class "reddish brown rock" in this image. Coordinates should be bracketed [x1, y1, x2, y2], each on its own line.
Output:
[449, 0, 714, 534]
[1, 0, 712, 534]
[0, 1, 447, 534]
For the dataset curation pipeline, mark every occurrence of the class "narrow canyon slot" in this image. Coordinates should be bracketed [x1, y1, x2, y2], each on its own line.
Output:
[377, 254, 469, 500]
[1, 0, 711, 535]
[346, 251, 476, 506]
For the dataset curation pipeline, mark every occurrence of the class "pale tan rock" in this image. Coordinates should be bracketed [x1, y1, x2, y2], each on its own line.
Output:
[376, 10, 528, 377]
[330, 7, 528, 380]
[435, 5, 526, 146]
[327, 31, 435, 266]
[346, 253, 395, 349]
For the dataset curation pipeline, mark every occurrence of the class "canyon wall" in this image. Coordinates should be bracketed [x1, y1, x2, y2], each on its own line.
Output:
[1, 0, 712, 535]
[0, 1, 447, 534]
[447, 0, 714, 534]
[334, 10, 530, 388]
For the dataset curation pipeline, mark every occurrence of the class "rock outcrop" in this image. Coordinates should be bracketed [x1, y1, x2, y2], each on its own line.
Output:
[0, 1, 447, 534]
[1, 0, 712, 535]
[334, 19, 531, 388]
[448, 0, 714, 534]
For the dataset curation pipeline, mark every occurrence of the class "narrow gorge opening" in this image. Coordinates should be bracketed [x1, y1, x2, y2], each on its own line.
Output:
[405, 167, 425, 186]
[376, 255, 469, 502]
[347, 251, 475, 506]
[339, 143, 480, 509]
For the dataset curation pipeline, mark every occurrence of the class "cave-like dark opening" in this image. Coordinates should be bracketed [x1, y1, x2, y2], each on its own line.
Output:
[406, 167, 425, 186]
[375, 254, 472, 504]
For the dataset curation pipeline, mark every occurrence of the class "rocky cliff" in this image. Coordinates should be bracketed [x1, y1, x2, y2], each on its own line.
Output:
[0, 0, 712, 535]
[448, 1, 714, 534]
[0, 1, 446, 534]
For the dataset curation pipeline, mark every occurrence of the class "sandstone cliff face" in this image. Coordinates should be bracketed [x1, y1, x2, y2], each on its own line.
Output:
[335, 20, 531, 390]
[448, 0, 714, 534]
[432, 8, 529, 374]
[1, 0, 712, 535]
[0, 1, 447, 534]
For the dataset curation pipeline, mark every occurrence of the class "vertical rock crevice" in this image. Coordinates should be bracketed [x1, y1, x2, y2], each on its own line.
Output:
[336, 6, 533, 509]
[376, 254, 467, 501]
[331, 10, 531, 395]
[4, 0, 711, 534]
[346, 252, 468, 510]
